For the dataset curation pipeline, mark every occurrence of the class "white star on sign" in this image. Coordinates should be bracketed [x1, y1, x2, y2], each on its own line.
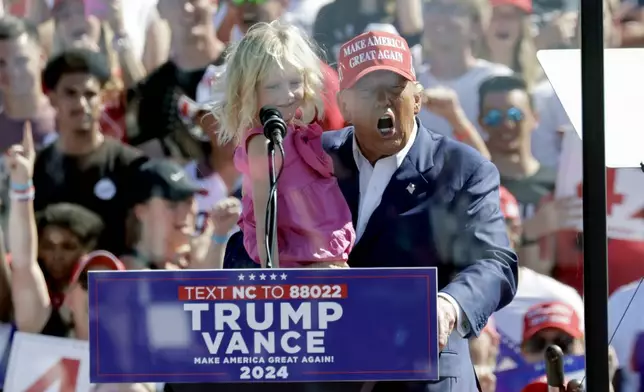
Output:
[280, 273, 287, 280]
[259, 274, 266, 280]
[238, 274, 245, 281]
[249, 273, 256, 281]
[270, 273, 277, 280]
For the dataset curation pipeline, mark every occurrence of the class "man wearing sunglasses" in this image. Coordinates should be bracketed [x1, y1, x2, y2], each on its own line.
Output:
[477, 75, 580, 276]
[520, 301, 584, 363]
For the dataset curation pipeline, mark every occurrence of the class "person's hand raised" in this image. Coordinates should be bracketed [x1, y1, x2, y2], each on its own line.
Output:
[535, 11, 578, 49]
[523, 196, 583, 240]
[105, 0, 126, 34]
[422, 87, 465, 124]
[5, 122, 35, 184]
[212, 197, 242, 236]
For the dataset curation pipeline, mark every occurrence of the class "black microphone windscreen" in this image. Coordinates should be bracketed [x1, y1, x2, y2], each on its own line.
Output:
[259, 106, 283, 126]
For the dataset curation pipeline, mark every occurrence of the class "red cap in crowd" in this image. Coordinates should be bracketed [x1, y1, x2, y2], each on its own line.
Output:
[336, 31, 416, 90]
[521, 376, 579, 392]
[490, 0, 533, 13]
[521, 376, 548, 392]
[522, 301, 583, 342]
[69, 250, 125, 286]
[499, 186, 521, 223]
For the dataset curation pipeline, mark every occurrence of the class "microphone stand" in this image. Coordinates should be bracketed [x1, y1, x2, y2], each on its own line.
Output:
[259, 106, 286, 269]
[266, 139, 279, 269]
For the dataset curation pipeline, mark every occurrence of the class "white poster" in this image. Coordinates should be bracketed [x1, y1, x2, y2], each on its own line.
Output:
[539, 48, 644, 168]
[556, 131, 644, 241]
[4, 332, 90, 392]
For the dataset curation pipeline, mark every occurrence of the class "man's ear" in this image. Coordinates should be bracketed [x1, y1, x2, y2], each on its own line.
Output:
[413, 89, 422, 115]
[336, 90, 351, 123]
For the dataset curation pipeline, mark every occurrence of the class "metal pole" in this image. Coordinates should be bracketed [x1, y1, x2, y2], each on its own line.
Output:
[580, 0, 610, 388]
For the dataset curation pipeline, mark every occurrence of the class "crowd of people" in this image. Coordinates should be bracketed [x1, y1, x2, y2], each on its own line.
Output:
[0, 0, 642, 391]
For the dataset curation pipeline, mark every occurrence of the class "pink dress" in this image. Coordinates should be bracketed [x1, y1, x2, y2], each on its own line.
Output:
[234, 123, 356, 267]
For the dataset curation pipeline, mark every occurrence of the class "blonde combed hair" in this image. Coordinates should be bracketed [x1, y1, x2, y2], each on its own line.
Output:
[213, 21, 325, 145]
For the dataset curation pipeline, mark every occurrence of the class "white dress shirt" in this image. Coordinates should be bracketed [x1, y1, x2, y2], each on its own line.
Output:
[351, 122, 470, 337]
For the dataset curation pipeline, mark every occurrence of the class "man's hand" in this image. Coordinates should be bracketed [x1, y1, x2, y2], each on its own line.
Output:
[437, 296, 457, 350]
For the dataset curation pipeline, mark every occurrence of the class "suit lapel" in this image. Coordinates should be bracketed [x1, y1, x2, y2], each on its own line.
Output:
[333, 132, 359, 229]
[353, 122, 433, 248]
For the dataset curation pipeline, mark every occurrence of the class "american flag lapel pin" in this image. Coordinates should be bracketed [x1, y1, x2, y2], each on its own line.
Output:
[406, 183, 416, 194]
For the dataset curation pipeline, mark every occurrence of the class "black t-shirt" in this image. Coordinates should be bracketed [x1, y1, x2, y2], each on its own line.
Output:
[33, 138, 147, 256]
[501, 165, 557, 220]
[126, 56, 226, 158]
[40, 308, 69, 338]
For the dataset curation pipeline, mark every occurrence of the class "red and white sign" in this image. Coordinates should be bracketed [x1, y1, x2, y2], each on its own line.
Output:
[177, 284, 349, 301]
[4, 332, 90, 392]
[556, 131, 644, 241]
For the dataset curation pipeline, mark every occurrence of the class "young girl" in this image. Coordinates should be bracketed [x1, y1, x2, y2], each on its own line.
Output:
[213, 21, 355, 268]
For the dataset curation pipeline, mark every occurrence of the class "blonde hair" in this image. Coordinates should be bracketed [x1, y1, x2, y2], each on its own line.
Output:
[212, 21, 325, 145]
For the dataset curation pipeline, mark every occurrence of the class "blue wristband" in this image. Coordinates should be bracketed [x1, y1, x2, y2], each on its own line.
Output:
[211, 234, 229, 244]
[10, 180, 32, 192]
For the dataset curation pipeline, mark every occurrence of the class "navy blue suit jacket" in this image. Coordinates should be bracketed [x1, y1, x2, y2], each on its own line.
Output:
[166, 120, 518, 392]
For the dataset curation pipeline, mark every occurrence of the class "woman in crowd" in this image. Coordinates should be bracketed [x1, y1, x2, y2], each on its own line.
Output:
[416, 0, 512, 144]
[481, 0, 541, 88]
[122, 159, 240, 271]
[213, 21, 355, 269]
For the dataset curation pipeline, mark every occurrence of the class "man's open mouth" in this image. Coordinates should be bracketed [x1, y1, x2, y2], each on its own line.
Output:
[377, 111, 396, 138]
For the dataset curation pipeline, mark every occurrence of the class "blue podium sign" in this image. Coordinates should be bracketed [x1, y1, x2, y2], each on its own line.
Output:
[88, 267, 439, 384]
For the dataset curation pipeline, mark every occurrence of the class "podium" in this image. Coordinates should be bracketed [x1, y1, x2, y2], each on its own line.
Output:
[87, 267, 439, 384]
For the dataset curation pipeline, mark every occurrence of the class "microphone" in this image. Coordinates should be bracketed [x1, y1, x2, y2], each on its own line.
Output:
[545, 345, 566, 392]
[260, 106, 287, 146]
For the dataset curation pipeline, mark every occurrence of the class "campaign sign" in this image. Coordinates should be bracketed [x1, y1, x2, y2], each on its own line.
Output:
[495, 355, 585, 392]
[496, 329, 527, 371]
[4, 332, 90, 391]
[88, 268, 439, 384]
